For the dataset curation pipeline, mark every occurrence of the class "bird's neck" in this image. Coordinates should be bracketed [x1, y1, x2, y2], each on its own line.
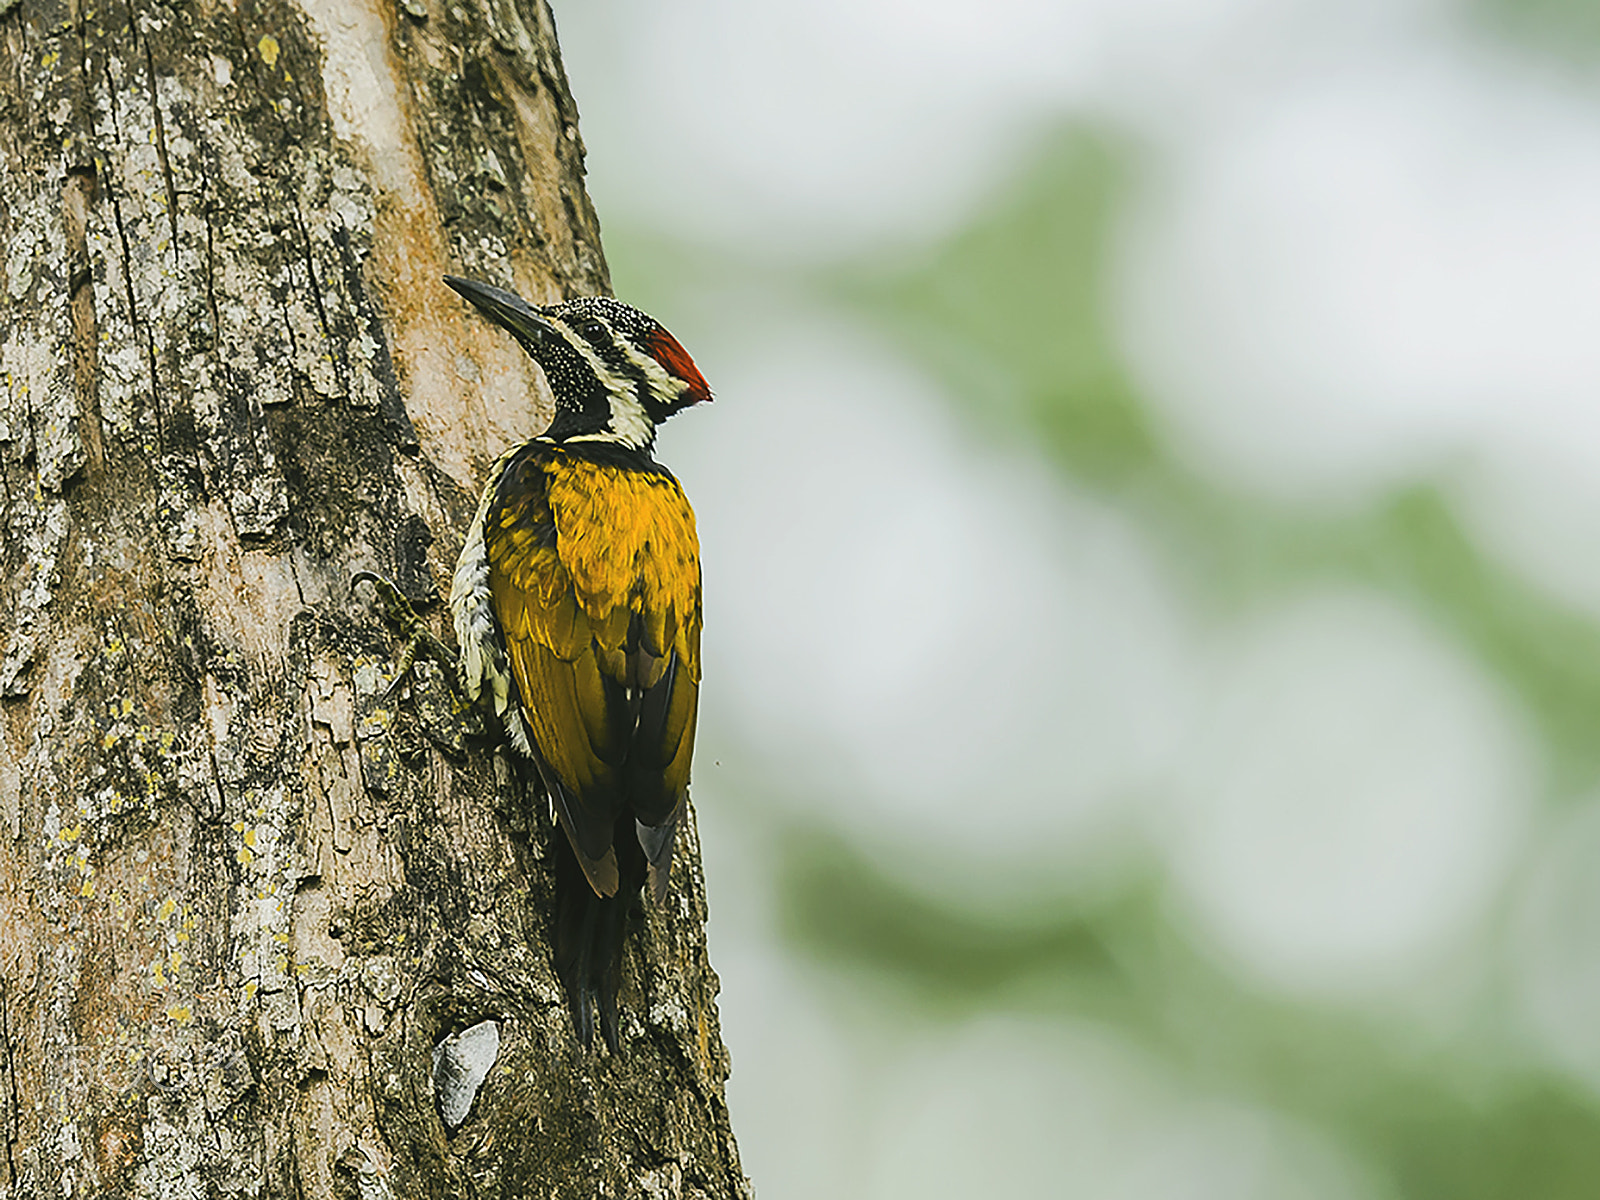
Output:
[545, 395, 657, 451]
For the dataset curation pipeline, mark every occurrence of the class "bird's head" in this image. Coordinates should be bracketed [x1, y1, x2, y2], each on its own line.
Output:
[445, 276, 711, 451]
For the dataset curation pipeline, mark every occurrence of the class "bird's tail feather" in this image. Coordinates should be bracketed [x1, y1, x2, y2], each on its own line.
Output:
[552, 817, 644, 1052]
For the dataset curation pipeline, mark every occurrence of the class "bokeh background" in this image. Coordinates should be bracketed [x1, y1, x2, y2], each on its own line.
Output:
[554, 2, 1600, 1196]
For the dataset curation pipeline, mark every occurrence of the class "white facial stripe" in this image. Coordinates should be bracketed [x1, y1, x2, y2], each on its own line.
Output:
[547, 315, 655, 449]
[610, 331, 691, 405]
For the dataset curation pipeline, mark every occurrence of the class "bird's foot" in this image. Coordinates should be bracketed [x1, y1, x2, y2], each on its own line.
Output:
[351, 571, 458, 700]
[353, 573, 484, 757]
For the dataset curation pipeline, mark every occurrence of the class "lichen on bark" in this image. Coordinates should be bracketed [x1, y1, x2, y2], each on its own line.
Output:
[0, 0, 748, 1196]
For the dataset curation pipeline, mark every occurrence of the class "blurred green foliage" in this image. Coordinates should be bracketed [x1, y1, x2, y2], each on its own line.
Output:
[840, 132, 1156, 484]
[833, 125, 1600, 1198]
[779, 827, 1122, 1010]
[844, 126, 1600, 796]
[1470, 0, 1600, 59]
[780, 826, 1600, 1200]
[607, 116, 1600, 1200]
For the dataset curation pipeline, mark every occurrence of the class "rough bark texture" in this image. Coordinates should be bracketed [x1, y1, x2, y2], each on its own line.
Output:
[0, 0, 749, 1196]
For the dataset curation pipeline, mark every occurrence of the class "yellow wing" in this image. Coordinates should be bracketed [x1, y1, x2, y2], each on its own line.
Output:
[486, 446, 702, 899]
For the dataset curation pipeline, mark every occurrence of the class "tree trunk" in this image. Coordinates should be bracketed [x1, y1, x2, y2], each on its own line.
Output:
[0, 0, 748, 1196]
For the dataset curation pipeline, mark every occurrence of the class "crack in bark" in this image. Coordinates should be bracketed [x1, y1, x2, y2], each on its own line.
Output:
[14, 312, 39, 495]
[0, 978, 18, 1189]
[202, 748, 226, 824]
[203, 205, 219, 354]
[288, 196, 335, 351]
[63, 166, 106, 476]
[287, 552, 309, 609]
[96, 17, 139, 333]
[141, 31, 181, 260]
[95, 44, 166, 456]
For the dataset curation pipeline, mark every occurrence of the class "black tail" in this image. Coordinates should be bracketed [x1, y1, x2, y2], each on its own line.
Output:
[552, 816, 646, 1052]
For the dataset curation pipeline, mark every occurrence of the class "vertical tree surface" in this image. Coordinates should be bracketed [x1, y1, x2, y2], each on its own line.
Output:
[0, 0, 748, 1195]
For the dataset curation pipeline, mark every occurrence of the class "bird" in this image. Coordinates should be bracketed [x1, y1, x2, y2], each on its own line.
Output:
[443, 275, 710, 1051]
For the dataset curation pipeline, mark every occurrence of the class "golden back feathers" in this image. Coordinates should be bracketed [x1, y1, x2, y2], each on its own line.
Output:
[484, 444, 701, 897]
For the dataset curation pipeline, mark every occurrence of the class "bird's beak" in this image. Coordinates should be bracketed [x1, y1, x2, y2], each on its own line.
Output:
[444, 275, 560, 349]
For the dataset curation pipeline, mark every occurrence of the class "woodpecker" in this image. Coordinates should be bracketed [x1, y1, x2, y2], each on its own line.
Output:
[443, 276, 710, 1051]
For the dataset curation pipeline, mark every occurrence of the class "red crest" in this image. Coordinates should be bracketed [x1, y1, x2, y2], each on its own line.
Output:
[646, 329, 712, 406]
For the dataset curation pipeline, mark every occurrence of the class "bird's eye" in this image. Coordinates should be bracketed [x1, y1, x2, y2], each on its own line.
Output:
[579, 320, 606, 343]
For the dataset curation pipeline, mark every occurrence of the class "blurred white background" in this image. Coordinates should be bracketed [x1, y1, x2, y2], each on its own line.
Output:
[553, 1, 1600, 1196]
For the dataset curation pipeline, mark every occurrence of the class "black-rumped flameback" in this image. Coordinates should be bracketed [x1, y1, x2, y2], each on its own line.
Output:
[444, 276, 710, 1051]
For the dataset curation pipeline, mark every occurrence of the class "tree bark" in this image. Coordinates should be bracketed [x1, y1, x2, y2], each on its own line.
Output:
[0, 0, 748, 1196]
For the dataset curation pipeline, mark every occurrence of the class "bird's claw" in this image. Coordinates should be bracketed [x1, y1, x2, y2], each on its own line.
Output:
[352, 571, 459, 700]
